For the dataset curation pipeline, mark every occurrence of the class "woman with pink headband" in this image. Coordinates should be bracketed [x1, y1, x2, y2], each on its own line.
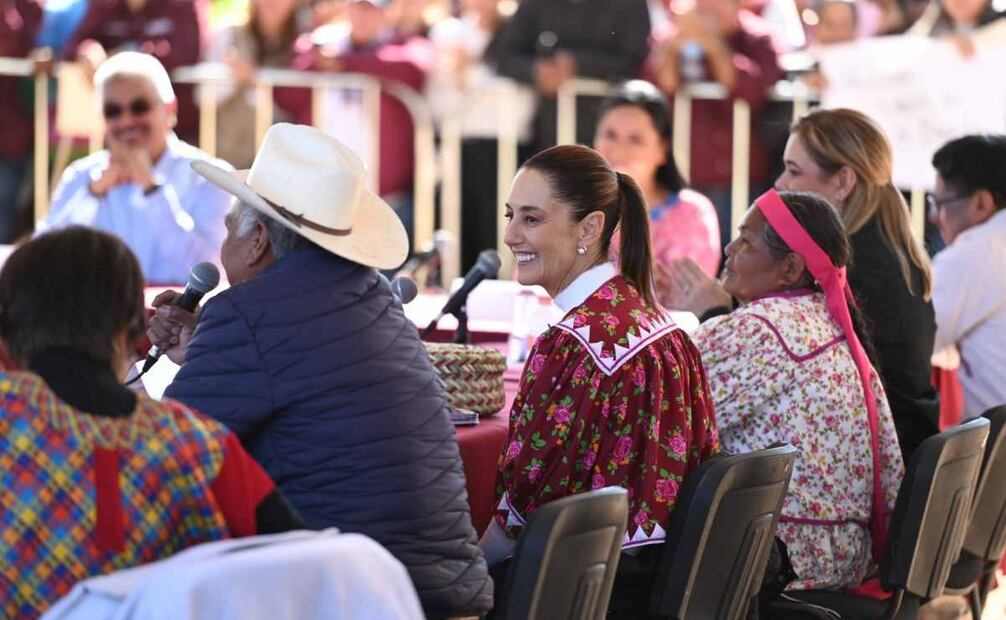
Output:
[690, 190, 905, 591]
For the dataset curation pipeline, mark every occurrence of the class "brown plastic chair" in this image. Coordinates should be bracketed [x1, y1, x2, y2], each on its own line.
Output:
[648, 444, 798, 619]
[788, 417, 991, 619]
[494, 487, 629, 620]
[942, 406, 1006, 619]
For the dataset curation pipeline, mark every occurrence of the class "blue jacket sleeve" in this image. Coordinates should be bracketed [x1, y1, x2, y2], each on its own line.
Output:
[164, 293, 274, 439]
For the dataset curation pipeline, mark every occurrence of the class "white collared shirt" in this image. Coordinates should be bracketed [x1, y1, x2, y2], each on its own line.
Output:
[40, 135, 233, 285]
[553, 262, 618, 313]
[932, 209, 1006, 418]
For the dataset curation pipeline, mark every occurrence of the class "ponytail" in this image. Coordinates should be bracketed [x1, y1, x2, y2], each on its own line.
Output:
[521, 145, 659, 309]
[615, 172, 657, 308]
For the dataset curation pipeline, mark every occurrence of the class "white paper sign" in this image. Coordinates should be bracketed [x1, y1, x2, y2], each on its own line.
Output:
[817, 36, 1006, 190]
[56, 63, 104, 140]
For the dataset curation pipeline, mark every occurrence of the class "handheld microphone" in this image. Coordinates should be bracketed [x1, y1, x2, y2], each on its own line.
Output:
[423, 249, 500, 337]
[390, 276, 419, 305]
[140, 262, 220, 374]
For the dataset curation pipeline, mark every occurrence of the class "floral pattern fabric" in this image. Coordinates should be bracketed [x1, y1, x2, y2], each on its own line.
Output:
[691, 291, 905, 590]
[495, 276, 719, 548]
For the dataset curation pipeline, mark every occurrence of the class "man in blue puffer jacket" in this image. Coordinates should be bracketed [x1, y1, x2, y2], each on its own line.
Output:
[148, 124, 493, 617]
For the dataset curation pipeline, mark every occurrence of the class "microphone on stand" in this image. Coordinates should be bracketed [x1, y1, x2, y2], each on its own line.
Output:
[399, 229, 453, 282]
[131, 262, 220, 382]
[390, 276, 419, 305]
[422, 249, 501, 342]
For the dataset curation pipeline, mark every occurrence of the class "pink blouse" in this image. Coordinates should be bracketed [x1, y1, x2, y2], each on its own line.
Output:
[610, 189, 722, 278]
[650, 190, 722, 277]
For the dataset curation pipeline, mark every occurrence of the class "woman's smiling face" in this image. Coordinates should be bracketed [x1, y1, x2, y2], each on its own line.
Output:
[503, 168, 586, 297]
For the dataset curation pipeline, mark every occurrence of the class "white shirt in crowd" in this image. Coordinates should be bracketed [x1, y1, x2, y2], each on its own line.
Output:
[40, 135, 232, 285]
[932, 209, 1006, 418]
[426, 14, 536, 141]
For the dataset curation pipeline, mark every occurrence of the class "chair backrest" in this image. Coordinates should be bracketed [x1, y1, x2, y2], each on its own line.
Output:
[882, 417, 990, 599]
[648, 444, 798, 620]
[497, 487, 629, 620]
[962, 406, 1006, 562]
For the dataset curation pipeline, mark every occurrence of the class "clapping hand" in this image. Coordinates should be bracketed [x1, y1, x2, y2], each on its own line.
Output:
[91, 140, 156, 197]
[658, 258, 732, 317]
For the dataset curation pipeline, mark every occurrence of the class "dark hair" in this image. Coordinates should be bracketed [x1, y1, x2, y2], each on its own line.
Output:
[0, 227, 146, 366]
[932, 134, 1006, 211]
[249, 3, 301, 64]
[597, 80, 687, 193]
[762, 191, 877, 364]
[522, 144, 657, 308]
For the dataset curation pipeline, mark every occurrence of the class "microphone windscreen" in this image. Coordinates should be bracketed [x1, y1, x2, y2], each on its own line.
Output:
[391, 276, 419, 304]
[476, 249, 501, 277]
[189, 262, 221, 293]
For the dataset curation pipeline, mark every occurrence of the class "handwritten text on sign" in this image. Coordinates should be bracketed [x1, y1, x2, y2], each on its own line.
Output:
[818, 36, 1006, 190]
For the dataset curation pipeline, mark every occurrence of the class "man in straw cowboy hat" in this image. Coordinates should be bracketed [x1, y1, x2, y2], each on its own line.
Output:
[147, 123, 492, 617]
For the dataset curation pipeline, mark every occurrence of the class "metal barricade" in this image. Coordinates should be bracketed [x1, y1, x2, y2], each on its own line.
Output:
[0, 53, 930, 261]
[0, 55, 49, 223]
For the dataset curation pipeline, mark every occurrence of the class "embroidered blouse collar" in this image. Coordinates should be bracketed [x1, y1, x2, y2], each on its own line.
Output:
[554, 262, 618, 313]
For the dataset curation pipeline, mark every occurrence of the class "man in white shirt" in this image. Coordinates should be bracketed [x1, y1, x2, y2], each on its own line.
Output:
[930, 134, 1006, 418]
[39, 52, 232, 285]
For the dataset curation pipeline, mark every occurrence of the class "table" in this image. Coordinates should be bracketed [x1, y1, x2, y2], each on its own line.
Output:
[454, 365, 521, 536]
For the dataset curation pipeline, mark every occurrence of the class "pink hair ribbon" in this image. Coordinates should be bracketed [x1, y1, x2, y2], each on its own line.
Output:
[754, 189, 887, 565]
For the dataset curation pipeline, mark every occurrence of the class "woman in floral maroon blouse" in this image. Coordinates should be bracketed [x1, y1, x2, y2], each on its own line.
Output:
[480, 144, 719, 612]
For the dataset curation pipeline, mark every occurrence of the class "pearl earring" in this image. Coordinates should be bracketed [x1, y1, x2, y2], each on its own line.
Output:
[577, 244, 586, 255]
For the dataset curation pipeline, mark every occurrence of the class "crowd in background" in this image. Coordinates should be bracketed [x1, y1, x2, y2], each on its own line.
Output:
[1, 0, 1006, 617]
[1, 0, 1005, 262]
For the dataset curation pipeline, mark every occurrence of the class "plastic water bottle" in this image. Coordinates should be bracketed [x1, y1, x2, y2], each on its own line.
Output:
[680, 40, 706, 83]
[507, 290, 537, 365]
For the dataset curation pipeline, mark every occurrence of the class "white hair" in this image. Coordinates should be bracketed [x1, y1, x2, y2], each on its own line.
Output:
[94, 52, 176, 104]
[233, 201, 314, 260]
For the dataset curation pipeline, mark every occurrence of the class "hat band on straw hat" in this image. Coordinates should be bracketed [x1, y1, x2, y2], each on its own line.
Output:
[269, 201, 353, 237]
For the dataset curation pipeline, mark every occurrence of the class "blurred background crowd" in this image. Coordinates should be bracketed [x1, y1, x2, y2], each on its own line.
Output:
[1, 0, 1004, 273]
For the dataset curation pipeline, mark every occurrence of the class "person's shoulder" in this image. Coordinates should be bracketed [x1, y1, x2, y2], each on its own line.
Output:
[172, 139, 236, 173]
[60, 150, 111, 179]
[142, 394, 231, 445]
[675, 189, 718, 217]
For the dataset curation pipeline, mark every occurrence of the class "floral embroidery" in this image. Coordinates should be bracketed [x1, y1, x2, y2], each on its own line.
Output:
[692, 292, 905, 590]
[495, 276, 719, 548]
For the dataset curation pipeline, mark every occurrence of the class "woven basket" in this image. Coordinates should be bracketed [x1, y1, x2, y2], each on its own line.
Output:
[425, 343, 506, 417]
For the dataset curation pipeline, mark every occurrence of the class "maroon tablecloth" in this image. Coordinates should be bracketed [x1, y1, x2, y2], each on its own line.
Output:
[454, 365, 521, 535]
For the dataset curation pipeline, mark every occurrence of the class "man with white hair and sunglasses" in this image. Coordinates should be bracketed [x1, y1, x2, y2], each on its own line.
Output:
[40, 51, 232, 285]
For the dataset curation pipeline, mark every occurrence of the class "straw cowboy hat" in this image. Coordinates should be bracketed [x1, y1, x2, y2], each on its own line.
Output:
[191, 123, 409, 269]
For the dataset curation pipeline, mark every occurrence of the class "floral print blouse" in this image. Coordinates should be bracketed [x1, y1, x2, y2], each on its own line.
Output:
[495, 268, 719, 549]
[691, 291, 905, 590]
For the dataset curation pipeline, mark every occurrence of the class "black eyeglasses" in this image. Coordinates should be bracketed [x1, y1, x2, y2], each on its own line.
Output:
[103, 97, 153, 120]
[926, 192, 971, 214]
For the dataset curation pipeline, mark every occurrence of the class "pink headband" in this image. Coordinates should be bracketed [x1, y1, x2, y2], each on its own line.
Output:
[755, 189, 887, 563]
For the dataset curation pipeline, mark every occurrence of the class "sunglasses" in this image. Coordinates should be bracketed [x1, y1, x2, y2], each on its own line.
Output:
[103, 97, 153, 120]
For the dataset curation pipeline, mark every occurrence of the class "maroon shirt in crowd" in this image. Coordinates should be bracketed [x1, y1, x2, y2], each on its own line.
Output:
[650, 10, 783, 189]
[63, 0, 206, 69]
[0, 0, 44, 159]
[64, 0, 208, 138]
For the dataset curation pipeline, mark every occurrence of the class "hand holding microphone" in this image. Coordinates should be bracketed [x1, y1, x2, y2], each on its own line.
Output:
[144, 262, 220, 369]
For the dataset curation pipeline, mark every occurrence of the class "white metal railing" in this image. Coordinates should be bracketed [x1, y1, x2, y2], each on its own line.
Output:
[0, 55, 927, 282]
